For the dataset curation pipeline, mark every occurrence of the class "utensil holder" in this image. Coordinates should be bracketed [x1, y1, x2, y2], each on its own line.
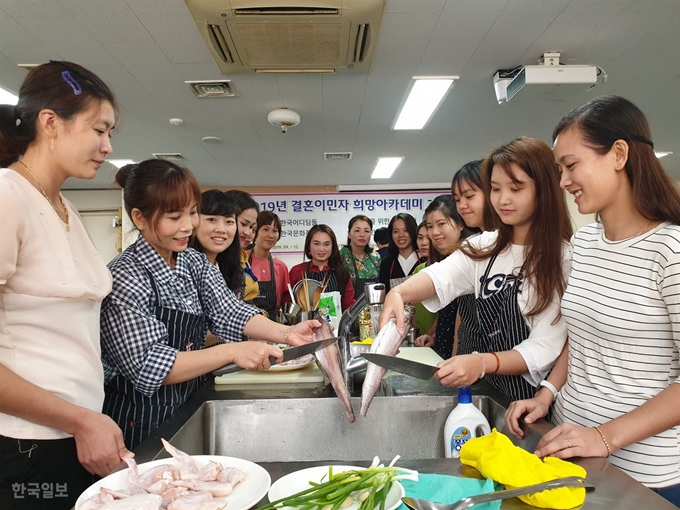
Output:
[295, 310, 318, 323]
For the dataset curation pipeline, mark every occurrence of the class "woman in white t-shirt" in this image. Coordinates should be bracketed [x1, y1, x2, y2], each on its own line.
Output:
[380, 137, 573, 403]
[505, 96, 680, 505]
[0, 62, 129, 510]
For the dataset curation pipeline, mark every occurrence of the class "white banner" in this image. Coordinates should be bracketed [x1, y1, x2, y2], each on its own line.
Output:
[251, 190, 448, 268]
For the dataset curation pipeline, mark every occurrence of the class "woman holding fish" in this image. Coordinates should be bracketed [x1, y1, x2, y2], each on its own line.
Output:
[380, 137, 573, 403]
[288, 224, 356, 312]
[101, 160, 321, 450]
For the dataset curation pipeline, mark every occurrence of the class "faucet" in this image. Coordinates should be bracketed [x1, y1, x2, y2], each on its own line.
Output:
[337, 283, 386, 394]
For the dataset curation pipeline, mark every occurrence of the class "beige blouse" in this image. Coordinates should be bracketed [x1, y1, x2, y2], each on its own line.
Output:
[0, 168, 112, 440]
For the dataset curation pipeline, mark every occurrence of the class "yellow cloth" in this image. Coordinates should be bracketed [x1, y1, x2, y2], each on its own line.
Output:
[460, 429, 587, 509]
[240, 250, 259, 301]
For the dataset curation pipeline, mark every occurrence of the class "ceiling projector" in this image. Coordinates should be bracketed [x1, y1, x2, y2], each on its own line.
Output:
[494, 52, 599, 103]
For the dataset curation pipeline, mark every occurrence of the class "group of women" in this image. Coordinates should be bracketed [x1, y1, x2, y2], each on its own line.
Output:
[380, 98, 680, 504]
[2, 60, 680, 509]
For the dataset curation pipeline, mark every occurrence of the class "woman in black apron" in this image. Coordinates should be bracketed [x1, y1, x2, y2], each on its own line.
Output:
[340, 215, 381, 298]
[287, 225, 356, 313]
[414, 195, 475, 359]
[101, 160, 321, 450]
[379, 137, 573, 404]
[248, 211, 290, 319]
[379, 213, 424, 292]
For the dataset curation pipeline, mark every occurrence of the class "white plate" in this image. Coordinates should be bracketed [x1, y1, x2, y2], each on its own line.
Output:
[75, 455, 271, 510]
[267, 354, 316, 372]
[268, 465, 404, 510]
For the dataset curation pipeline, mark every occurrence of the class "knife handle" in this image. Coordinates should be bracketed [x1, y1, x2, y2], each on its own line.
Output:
[212, 355, 279, 377]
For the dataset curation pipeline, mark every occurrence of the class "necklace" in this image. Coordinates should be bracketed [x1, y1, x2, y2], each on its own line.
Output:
[17, 160, 70, 232]
[635, 219, 654, 237]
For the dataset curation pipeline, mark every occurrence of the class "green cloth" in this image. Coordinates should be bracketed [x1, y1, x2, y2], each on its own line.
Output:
[412, 263, 437, 334]
[340, 246, 381, 280]
[399, 473, 500, 510]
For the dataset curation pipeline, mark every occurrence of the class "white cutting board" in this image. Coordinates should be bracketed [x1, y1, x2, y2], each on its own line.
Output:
[214, 362, 325, 385]
[396, 346, 444, 366]
[213, 347, 442, 386]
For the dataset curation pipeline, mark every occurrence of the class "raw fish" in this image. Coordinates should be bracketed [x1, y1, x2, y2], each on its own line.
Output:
[312, 312, 355, 422]
[360, 307, 413, 416]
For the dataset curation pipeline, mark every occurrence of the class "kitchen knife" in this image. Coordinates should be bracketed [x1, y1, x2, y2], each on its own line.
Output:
[361, 352, 439, 380]
[212, 337, 339, 376]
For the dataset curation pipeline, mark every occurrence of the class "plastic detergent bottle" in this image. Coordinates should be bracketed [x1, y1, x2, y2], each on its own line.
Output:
[444, 386, 491, 458]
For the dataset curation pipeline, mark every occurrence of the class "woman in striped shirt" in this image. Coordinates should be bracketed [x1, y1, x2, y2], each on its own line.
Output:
[505, 96, 680, 504]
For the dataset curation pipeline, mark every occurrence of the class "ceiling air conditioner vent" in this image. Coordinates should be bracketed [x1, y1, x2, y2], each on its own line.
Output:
[324, 152, 352, 160]
[185, 80, 236, 98]
[184, 0, 385, 74]
[207, 24, 235, 64]
[153, 153, 187, 162]
[235, 7, 339, 15]
[352, 24, 370, 62]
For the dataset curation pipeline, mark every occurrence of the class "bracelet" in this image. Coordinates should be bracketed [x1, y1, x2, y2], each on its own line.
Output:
[283, 326, 291, 345]
[471, 351, 485, 379]
[538, 380, 558, 402]
[489, 351, 501, 375]
[594, 426, 612, 458]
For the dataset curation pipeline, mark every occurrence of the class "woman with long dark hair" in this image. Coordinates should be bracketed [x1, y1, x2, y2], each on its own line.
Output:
[381, 137, 573, 404]
[379, 212, 423, 292]
[340, 215, 381, 297]
[505, 96, 680, 505]
[288, 225, 356, 312]
[0, 61, 129, 509]
[191, 190, 242, 295]
[224, 189, 260, 303]
[417, 195, 475, 358]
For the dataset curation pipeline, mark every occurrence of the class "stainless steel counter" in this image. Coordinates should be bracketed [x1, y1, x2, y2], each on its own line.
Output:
[132, 378, 676, 510]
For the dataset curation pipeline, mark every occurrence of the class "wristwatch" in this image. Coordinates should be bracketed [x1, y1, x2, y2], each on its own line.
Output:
[538, 380, 558, 401]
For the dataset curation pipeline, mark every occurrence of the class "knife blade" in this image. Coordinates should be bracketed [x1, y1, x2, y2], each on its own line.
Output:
[361, 352, 439, 380]
[212, 337, 338, 376]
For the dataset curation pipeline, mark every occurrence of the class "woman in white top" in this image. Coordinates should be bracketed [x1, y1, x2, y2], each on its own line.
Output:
[380, 137, 573, 404]
[505, 96, 680, 505]
[0, 62, 129, 510]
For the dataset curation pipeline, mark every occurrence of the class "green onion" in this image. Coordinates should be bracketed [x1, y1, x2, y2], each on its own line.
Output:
[261, 457, 418, 510]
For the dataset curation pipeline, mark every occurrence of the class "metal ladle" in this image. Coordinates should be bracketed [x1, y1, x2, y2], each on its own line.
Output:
[401, 476, 594, 510]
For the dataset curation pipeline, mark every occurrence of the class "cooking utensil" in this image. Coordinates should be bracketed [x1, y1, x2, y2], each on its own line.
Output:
[212, 337, 339, 376]
[281, 302, 302, 325]
[361, 352, 439, 380]
[401, 476, 594, 510]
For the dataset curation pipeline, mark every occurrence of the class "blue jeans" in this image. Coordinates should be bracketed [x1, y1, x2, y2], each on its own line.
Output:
[653, 483, 680, 507]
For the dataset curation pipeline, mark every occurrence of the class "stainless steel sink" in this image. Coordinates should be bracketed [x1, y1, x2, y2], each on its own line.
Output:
[159, 395, 540, 463]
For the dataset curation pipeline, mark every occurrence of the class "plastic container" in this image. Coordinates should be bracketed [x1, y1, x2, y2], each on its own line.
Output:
[443, 386, 491, 458]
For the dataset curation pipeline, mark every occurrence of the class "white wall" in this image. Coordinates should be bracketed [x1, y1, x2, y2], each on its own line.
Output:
[63, 189, 124, 263]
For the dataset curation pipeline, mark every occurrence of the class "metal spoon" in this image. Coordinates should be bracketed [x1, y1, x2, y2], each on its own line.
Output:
[402, 476, 594, 510]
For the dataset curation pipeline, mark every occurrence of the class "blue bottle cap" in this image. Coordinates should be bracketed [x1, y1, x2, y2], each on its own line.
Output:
[458, 386, 472, 404]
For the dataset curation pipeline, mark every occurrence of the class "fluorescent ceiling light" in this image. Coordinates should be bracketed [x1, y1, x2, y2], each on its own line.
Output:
[393, 77, 457, 130]
[655, 151, 673, 158]
[107, 159, 136, 168]
[371, 157, 404, 179]
[0, 86, 19, 105]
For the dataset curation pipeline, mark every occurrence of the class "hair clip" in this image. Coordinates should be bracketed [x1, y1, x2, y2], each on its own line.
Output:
[244, 266, 259, 282]
[61, 70, 82, 96]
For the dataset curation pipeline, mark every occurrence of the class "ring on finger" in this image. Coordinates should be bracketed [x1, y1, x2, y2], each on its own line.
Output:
[565, 438, 572, 448]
